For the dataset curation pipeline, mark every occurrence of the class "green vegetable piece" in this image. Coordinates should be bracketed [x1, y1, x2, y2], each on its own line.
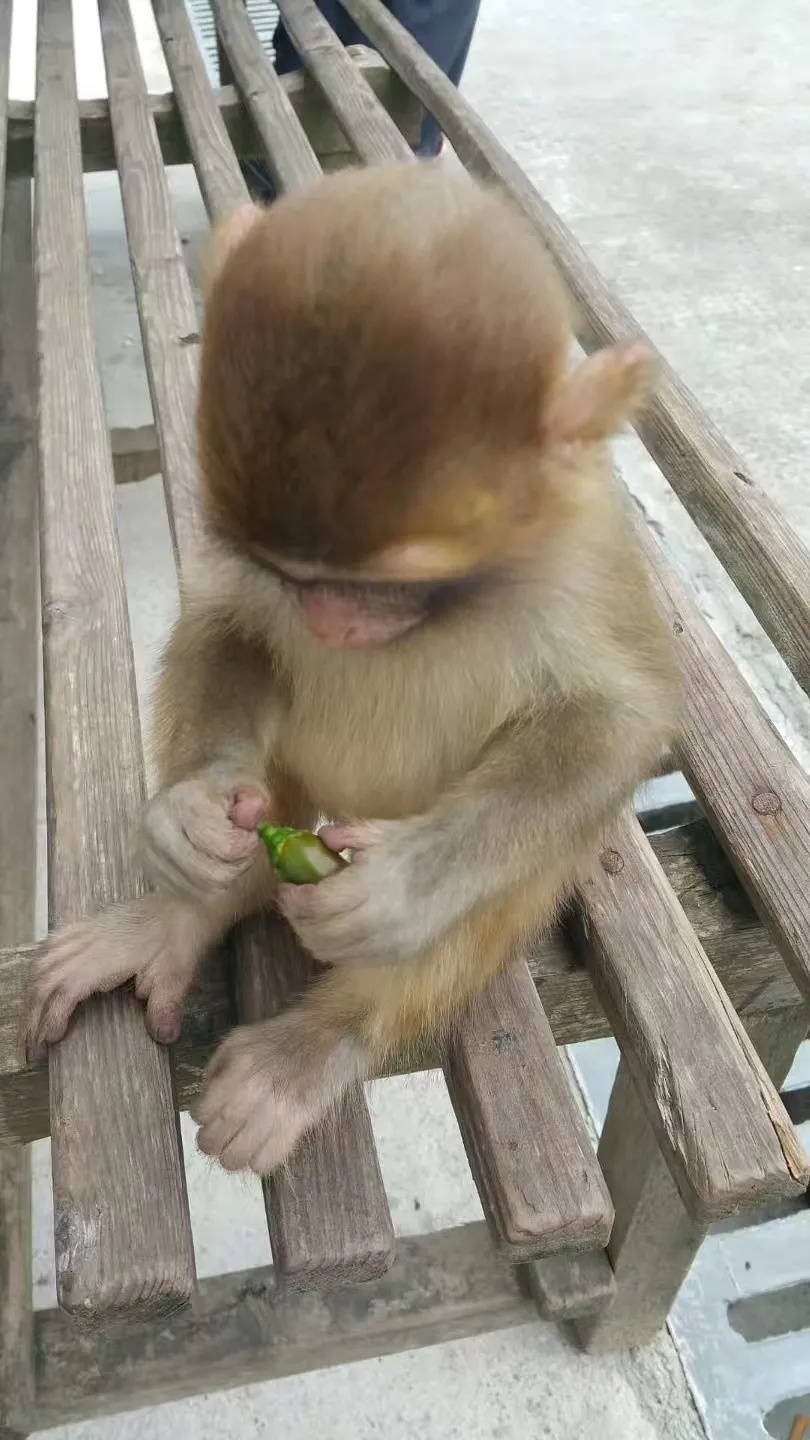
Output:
[257, 823, 348, 885]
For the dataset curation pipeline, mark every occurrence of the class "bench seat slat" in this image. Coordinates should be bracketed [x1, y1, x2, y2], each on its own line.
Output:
[210, 0, 322, 191]
[275, 0, 414, 165]
[579, 811, 809, 1221]
[445, 963, 614, 1259]
[35, 0, 195, 1320]
[235, 918, 396, 1289]
[150, 0, 248, 218]
[641, 526, 810, 1000]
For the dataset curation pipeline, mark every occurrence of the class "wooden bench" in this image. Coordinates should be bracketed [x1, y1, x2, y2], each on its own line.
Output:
[1, 0, 809, 1431]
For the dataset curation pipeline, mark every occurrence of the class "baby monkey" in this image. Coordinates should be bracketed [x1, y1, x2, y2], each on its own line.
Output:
[28, 162, 678, 1175]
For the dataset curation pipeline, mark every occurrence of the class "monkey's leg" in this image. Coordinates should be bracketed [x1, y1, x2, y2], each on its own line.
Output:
[194, 880, 556, 1174]
[27, 861, 276, 1059]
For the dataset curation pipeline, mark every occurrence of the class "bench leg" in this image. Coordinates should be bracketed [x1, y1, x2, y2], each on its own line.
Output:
[0, 1149, 34, 1440]
[0, 171, 39, 1439]
[575, 1007, 808, 1353]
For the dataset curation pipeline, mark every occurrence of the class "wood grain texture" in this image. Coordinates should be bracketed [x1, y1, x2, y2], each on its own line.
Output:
[641, 525, 810, 1000]
[0, 819, 802, 1146]
[0, 175, 36, 1440]
[34, 0, 195, 1319]
[341, 0, 810, 698]
[209, 0, 323, 191]
[444, 962, 613, 1259]
[98, 0, 205, 565]
[6, 67, 422, 179]
[233, 916, 395, 1289]
[275, 0, 413, 164]
[578, 811, 809, 1221]
[576, 1007, 810, 1352]
[33, 1223, 531, 1428]
[524, 1248, 616, 1322]
[574, 1059, 706, 1354]
[150, 0, 249, 219]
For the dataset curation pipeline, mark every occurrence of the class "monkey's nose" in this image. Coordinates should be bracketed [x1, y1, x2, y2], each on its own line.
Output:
[300, 591, 363, 646]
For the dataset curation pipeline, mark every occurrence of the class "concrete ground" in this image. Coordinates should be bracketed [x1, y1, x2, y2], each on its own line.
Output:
[9, 0, 810, 1435]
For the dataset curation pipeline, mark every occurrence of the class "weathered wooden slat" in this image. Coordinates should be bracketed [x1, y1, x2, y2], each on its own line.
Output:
[275, 0, 413, 164]
[34, 0, 195, 1319]
[341, 0, 810, 700]
[0, 818, 802, 1147]
[0, 174, 37, 1440]
[524, 1248, 616, 1322]
[98, 0, 392, 1289]
[150, 0, 248, 218]
[209, 0, 322, 191]
[578, 811, 809, 1221]
[640, 525, 810, 1000]
[233, 916, 395, 1289]
[5, 67, 422, 180]
[444, 963, 613, 1259]
[97, 0, 204, 563]
[32, 1223, 531, 1428]
[576, 1008, 810, 1351]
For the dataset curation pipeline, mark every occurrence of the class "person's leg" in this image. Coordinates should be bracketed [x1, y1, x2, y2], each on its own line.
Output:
[242, 1, 365, 200]
[390, 0, 481, 155]
[239, 0, 482, 197]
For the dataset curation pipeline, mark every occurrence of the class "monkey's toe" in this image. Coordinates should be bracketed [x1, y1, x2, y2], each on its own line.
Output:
[194, 1040, 312, 1175]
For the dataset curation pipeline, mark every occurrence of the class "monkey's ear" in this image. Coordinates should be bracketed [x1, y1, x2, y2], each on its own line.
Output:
[201, 203, 264, 297]
[542, 341, 657, 445]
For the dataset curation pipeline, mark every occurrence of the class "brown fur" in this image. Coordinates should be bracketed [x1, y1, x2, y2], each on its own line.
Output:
[29, 162, 679, 1173]
[198, 162, 573, 570]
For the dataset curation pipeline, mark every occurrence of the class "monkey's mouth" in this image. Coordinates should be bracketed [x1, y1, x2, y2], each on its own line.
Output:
[298, 590, 423, 648]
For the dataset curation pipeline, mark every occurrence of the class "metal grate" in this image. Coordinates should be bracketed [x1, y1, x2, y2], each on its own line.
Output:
[185, 0, 280, 83]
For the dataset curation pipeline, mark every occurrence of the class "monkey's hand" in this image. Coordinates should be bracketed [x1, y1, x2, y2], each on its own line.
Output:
[277, 819, 453, 966]
[142, 763, 273, 900]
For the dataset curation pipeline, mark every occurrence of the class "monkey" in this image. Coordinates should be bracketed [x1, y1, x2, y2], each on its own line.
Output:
[27, 161, 679, 1176]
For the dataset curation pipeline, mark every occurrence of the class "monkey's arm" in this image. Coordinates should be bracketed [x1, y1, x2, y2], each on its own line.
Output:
[280, 691, 668, 966]
[143, 602, 284, 899]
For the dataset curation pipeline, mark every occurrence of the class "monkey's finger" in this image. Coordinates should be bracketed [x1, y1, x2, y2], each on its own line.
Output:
[26, 984, 75, 1061]
[277, 878, 361, 923]
[318, 823, 378, 853]
[229, 788, 272, 831]
[196, 1111, 245, 1163]
[219, 1111, 279, 1173]
[144, 992, 184, 1046]
[180, 801, 260, 864]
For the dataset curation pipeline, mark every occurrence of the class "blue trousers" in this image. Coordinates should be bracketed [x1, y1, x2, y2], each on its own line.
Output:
[239, 0, 481, 197]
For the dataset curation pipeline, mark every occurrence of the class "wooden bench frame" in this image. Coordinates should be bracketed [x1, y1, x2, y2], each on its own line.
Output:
[1, 0, 809, 1432]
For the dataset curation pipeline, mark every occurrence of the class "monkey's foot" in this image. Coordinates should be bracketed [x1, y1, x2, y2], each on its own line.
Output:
[26, 895, 204, 1060]
[193, 1015, 368, 1175]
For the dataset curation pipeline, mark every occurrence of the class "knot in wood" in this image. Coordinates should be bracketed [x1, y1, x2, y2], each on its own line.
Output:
[600, 848, 624, 875]
[672, 620, 684, 635]
[752, 788, 781, 816]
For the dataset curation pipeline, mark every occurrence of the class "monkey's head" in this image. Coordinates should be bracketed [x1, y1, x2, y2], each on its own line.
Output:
[198, 164, 655, 648]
